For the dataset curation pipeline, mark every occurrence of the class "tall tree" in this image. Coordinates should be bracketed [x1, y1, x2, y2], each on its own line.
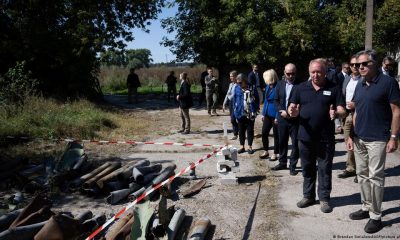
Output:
[0, 0, 164, 99]
[162, 0, 399, 79]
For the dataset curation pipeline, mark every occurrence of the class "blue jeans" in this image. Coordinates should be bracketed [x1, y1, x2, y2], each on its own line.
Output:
[299, 140, 334, 201]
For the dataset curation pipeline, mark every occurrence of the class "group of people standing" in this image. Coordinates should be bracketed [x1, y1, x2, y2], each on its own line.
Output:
[221, 50, 399, 234]
[221, 63, 300, 177]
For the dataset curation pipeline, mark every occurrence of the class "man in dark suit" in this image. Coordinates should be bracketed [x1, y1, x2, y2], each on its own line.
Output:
[248, 64, 265, 104]
[270, 63, 301, 175]
[379, 56, 396, 77]
[127, 68, 141, 103]
[337, 62, 351, 87]
[177, 72, 193, 134]
[326, 57, 340, 86]
[198, 66, 210, 106]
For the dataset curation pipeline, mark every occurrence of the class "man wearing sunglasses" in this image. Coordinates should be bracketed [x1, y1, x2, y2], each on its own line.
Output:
[347, 49, 400, 234]
[380, 56, 396, 78]
[271, 63, 301, 175]
[338, 55, 360, 183]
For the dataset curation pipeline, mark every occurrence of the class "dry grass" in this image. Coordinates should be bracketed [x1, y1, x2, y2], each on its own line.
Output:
[98, 64, 210, 93]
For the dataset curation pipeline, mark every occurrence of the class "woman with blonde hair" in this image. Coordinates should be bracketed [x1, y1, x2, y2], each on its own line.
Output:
[260, 69, 279, 160]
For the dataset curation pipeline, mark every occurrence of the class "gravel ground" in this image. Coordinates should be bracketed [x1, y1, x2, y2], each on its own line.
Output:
[51, 94, 280, 240]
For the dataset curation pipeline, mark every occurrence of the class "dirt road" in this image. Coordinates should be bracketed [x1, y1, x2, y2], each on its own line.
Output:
[57, 94, 400, 240]
[58, 94, 279, 240]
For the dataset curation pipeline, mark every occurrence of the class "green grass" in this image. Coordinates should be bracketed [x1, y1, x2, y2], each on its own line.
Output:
[99, 65, 206, 95]
[105, 84, 203, 95]
[0, 96, 118, 139]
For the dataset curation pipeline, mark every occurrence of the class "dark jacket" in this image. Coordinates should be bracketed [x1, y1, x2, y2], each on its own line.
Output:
[274, 78, 301, 122]
[127, 73, 141, 88]
[248, 71, 265, 89]
[200, 71, 208, 88]
[379, 67, 395, 78]
[178, 81, 193, 109]
[326, 69, 340, 86]
[165, 75, 177, 87]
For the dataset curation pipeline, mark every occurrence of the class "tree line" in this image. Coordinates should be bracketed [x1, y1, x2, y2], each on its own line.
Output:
[162, 0, 399, 78]
[0, 0, 163, 100]
[1, 0, 399, 101]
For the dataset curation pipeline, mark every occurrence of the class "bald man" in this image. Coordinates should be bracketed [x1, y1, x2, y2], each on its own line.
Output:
[270, 63, 301, 176]
[288, 59, 346, 213]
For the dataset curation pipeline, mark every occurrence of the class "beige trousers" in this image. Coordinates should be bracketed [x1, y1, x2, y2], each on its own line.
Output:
[354, 138, 387, 220]
[343, 113, 356, 172]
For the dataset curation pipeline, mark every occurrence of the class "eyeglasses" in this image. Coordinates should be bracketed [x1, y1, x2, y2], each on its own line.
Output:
[352, 60, 375, 69]
[285, 72, 296, 76]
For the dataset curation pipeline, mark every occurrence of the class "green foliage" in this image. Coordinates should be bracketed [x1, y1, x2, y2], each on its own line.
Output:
[0, 1, 164, 99]
[162, 0, 399, 75]
[126, 49, 153, 68]
[375, 0, 400, 55]
[100, 48, 153, 69]
[0, 96, 117, 139]
[0, 61, 38, 103]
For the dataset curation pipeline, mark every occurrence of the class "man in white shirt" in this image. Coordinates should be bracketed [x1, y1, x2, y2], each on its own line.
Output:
[338, 55, 360, 182]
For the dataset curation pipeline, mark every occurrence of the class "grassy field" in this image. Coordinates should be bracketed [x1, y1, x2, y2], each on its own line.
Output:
[0, 96, 147, 141]
[99, 65, 207, 94]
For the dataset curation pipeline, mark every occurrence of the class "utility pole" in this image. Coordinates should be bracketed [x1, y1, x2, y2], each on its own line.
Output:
[365, 0, 373, 50]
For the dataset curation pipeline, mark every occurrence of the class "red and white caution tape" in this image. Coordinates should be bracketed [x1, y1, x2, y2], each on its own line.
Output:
[64, 138, 223, 148]
[3, 136, 222, 148]
[85, 146, 224, 240]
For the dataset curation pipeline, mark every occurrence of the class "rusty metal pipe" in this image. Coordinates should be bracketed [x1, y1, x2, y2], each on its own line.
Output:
[96, 164, 131, 189]
[117, 160, 150, 181]
[114, 213, 135, 240]
[83, 162, 121, 188]
[188, 217, 211, 240]
[144, 164, 176, 199]
[82, 214, 106, 233]
[128, 187, 146, 200]
[132, 164, 162, 183]
[0, 221, 47, 240]
[151, 164, 176, 186]
[0, 209, 23, 232]
[167, 208, 186, 240]
[105, 212, 133, 240]
[105, 180, 129, 192]
[106, 189, 131, 205]
[75, 162, 111, 187]
[135, 172, 159, 186]
[76, 210, 93, 223]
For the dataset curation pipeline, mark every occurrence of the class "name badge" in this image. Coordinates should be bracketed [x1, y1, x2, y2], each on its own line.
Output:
[323, 91, 331, 96]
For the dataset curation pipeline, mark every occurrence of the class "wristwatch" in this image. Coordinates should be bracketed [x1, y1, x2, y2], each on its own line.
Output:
[391, 134, 398, 139]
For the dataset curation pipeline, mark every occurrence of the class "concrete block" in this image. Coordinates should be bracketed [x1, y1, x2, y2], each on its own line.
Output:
[218, 172, 238, 185]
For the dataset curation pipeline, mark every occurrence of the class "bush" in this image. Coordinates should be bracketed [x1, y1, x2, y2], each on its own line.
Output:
[0, 61, 38, 103]
[0, 96, 117, 139]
